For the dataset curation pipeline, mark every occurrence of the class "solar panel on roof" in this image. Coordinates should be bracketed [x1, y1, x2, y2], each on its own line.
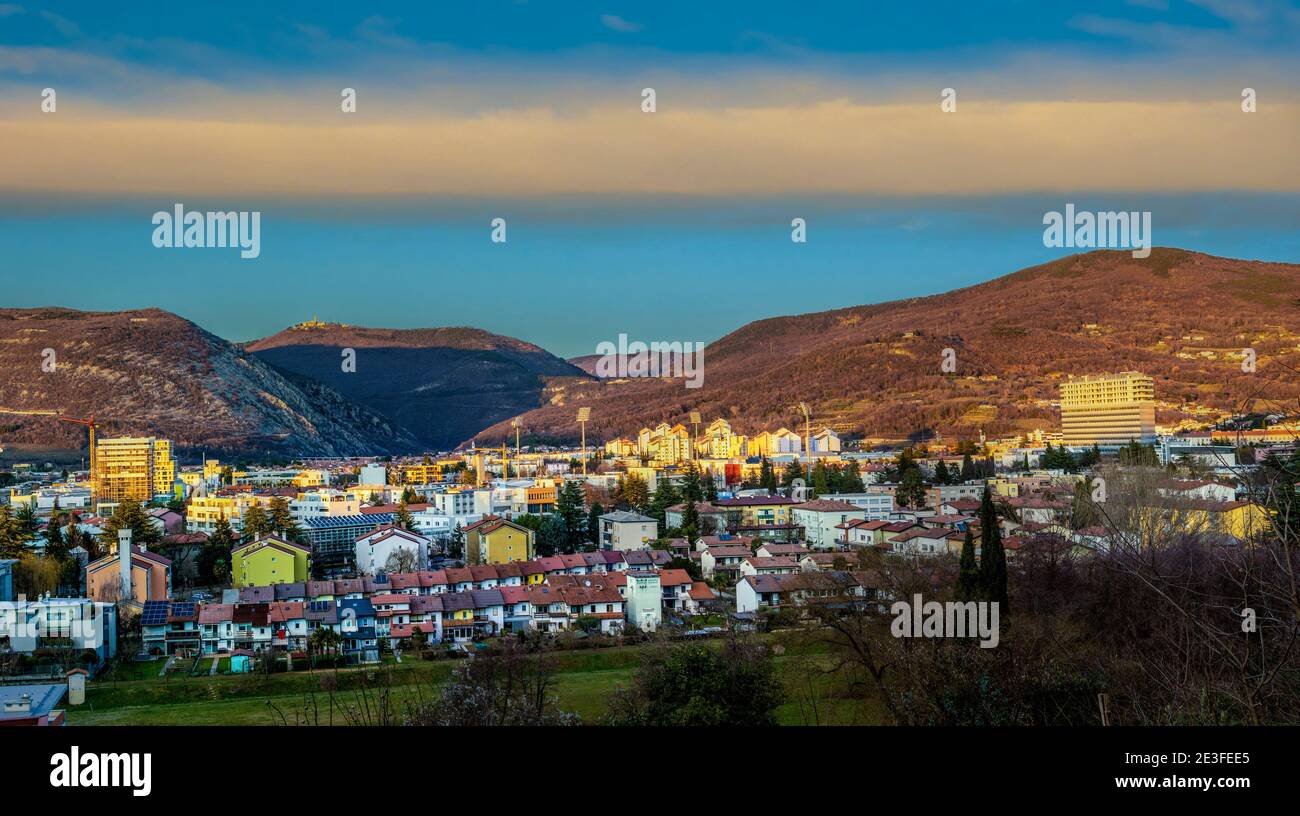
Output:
[304, 513, 394, 528]
[141, 600, 169, 625]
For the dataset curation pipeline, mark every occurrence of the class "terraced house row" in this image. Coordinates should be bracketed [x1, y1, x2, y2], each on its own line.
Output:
[139, 556, 718, 660]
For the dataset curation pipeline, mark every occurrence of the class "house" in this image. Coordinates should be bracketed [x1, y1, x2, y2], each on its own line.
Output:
[354, 526, 432, 575]
[792, 499, 867, 549]
[664, 501, 729, 533]
[0, 598, 117, 665]
[464, 516, 535, 564]
[823, 492, 893, 521]
[700, 545, 751, 579]
[623, 549, 672, 570]
[269, 601, 310, 650]
[85, 545, 172, 606]
[886, 527, 953, 556]
[738, 556, 799, 577]
[736, 571, 880, 615]
[835, 518, 889, 547]
[713, 495, 803, 540]
[501, 585, 567, 634]
[598, 510, 659, 550]
[337, 597, 379, 662]
[0, 684, 68, 726]
[878, 521, 923, 549]
[199, 603, 236, 654]
[558, 583, 626, 634]
[231, 535, 311, 588]
[755, 542, 810, 560]
[1156, 479, 1238, 503]
[140, 600, 200, 656]
[229, 603, 273, 652]
[625, 571, 663, 631]
[657, 569, 697, 614]
[685, 581, 719, 615]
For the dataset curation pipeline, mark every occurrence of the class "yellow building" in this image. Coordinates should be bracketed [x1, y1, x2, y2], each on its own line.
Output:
[1186, 500, 1268, 541]
[637, 423, 692, 465]
[401, 463, 443, 484]
[464, 516, 535, 565]
[231, 534, 311, 587]
[698, 418, 748, 459]
[713, 496, 798, 532]
[186, 494, 265, 535]
[94, 436, 176, 504]
[1059, 372, 1156, 446]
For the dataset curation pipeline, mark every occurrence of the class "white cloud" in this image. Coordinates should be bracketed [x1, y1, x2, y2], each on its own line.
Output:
[600, 14, 642, 33]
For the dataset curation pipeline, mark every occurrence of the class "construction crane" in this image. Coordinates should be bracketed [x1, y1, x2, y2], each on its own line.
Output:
[0, 409, 98, 496]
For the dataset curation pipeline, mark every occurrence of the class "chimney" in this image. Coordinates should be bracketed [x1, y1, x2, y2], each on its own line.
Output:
[118, 528, 133, 602]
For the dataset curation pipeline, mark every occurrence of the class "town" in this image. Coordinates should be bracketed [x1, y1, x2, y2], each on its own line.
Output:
[1, 370, 1295, 726]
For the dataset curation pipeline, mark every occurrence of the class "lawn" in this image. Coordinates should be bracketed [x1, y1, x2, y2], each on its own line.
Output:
[65, 637, 886, 726]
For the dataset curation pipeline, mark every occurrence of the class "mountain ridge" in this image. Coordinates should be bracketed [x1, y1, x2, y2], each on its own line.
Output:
[476, 248, 1300, 446]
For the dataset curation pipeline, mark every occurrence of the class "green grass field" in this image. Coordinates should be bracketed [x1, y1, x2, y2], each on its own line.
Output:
[66, 637, 883, 726]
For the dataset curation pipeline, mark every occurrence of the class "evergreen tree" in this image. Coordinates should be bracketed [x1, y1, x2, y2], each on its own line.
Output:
[268, 496, 303, 541]
[681, 462, 704, 503]
[898, 468, 927, 508]
[812, 460, 830, 497]
[200, 515, 236, 585]
[99, 498, 162, 549]
[556, 480, 588, 552]
[681, 499, 700, 543]
[1071, 479, 1099, 530]
[842, 461, 865, 493]
[449, 523, 465, 561]
[956, 528, 979, 603]
[14, 504, 39, 539]
[934, 460, 951, 485]
[44, 511, 66, 554]
[959, 453, 975, 482]
[240, 499, 272, 540]
[537, 514, 566, 557]
[780, 460, 804, 488]
[759, 457, 778, 492]
[648, 478, 680, 529]
[704, 476, 719, 502]
[586, 501, 604, 546]
[394, 497, 415, 531]
[619, 473, 650, 512]
[977, 487, 1009, 613]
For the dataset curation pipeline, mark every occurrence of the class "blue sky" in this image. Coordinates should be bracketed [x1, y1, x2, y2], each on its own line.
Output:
[1, 2, 1297, 357]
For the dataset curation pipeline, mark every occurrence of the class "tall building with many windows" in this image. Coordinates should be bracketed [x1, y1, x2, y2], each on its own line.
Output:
[1059, 372, 1156, 446]
[94, 436, 176, 504]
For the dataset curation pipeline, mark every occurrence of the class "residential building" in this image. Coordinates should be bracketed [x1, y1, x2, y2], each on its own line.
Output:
[823, 492, 893, 520]
[93, 436, 176, 506]
[0, 684, 68, 726]
[625, 571, 663, 631]
[464, 516, 535, 564]
[354, 526, 432, 575]
[792, 499, 867, 549]
[85, 545, 172, 606]
[713, 495, 802, 540]
[598, 510, 659, 550]
[231, 535, 311, 588]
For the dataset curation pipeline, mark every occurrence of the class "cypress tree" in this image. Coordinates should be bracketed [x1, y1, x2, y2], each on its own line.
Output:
[956, 528, 979, 603]
[977, 487, 1009, 612]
